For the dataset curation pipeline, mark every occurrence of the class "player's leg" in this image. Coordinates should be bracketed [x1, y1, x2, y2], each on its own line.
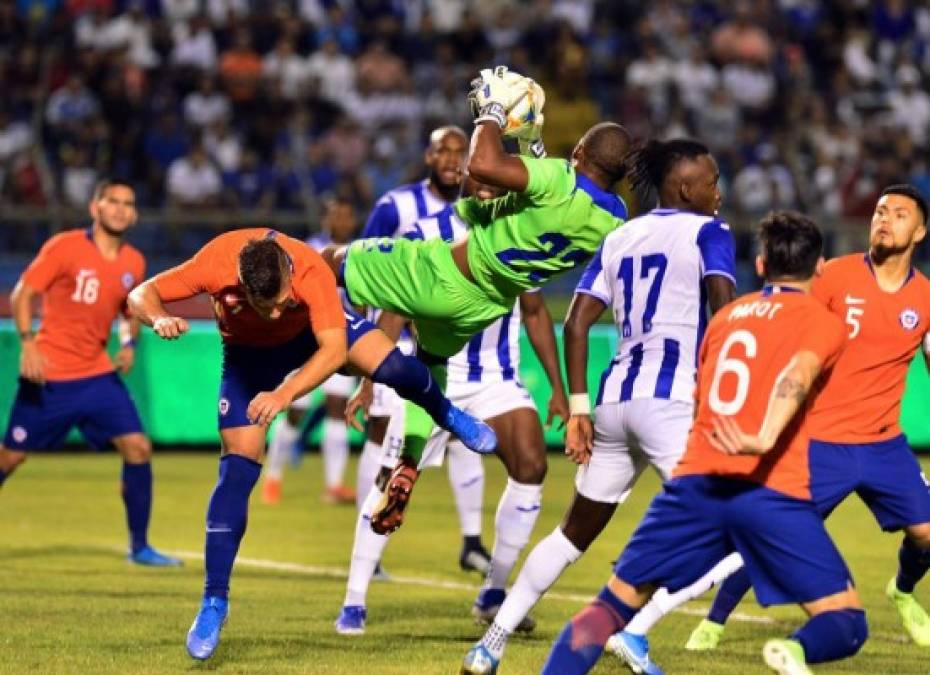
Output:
[262, 405, 303, 504]
[0, 446, 27, 486]
[464, 402, 641, 671]
[472, 385, 546, 624]
[320, 372, 356, 504]
[447, 441, 491, 572]
[727, 484, 867, 673]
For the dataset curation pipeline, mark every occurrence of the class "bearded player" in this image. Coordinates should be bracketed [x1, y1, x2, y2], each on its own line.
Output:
[0, 180, 179, 567]
[325, 67, 631, 536]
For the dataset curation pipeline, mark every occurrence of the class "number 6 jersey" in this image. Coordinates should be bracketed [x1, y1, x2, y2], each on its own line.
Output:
[675, 286, 846, 500]
[20, 228, 145, 381]
[575, 208, 736, 406]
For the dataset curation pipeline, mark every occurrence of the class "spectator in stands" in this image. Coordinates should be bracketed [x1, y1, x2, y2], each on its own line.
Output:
[183, 75, 231, 130]
[142, 111, 188, 173]
[306, 37, 355, 104]
[170, 14, 217, 73]
[0, 109, 33, 192]
[223, 146, 274, 209]
[45, 75, 99, 139]
[219, 28, 263, 105]
[61, 145, 97, 206]
[203, 119, 242, 173]
[262, 38, 308, 101]
[731, 143, 798, 215]
[166, 142, 221, 208]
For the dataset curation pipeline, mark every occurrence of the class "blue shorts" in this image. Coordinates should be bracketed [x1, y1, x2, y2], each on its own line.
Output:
[3, 372, 144, 451]
[218, 312, 374, 429]
[615, 475, 853, 607]
[811, 435, 930, 530]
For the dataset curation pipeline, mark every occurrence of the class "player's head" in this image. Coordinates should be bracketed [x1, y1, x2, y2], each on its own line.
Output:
[572, 122, 631, 187]
[238, 238, 294, 320]
[425, 125, 468, 190]
[870, 184, 928, 263]
[321, 197, 357, 245]
[626, 138, 720, 216]
[756, 210, 824, 283]
[89, 179, 137, 236]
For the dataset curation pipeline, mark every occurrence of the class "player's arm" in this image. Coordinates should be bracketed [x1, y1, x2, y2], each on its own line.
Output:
[706, 350, 824, 456]
[705, 274, 737, 315]
[698, 219, 737, 315]
[520, 291, 569, 428]
[127, 278, 190, 339]
[114, 314, 141, 374]
[467, 122, 529, 193]
[563, 292, 608, 464]
[10, 279, 45, 384]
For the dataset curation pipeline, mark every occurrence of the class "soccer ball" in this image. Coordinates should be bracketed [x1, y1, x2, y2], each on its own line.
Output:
[502, 76, 545, 139]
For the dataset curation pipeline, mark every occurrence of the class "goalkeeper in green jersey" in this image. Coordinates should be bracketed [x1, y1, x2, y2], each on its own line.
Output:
[324, 67, 632, 534]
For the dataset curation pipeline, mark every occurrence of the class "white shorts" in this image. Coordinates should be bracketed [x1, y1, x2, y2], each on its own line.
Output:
[574, 398, 693, 504]
[380, 379, 537, 470]
[369, 335, 414, 418]
[291, 372, 357, 410]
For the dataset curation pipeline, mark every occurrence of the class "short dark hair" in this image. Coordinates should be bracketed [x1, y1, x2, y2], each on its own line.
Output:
[580, 122, 632, 184]
[757, 210, 823, 281]
[239, 238, 290, 300]
[626, 138, 710, 193]
[93, 179, 134, 200]
[881, 184, 928, 225]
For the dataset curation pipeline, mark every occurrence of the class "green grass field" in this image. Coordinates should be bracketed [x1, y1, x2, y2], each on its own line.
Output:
[1, 451, 928, 674]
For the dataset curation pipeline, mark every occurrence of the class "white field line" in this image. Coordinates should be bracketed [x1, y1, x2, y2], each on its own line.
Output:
[162, 548, 775, 625]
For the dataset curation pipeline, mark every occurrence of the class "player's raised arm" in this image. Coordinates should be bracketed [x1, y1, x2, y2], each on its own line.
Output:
[520, 291, 569, 428]
[467, 121, 530, 193]
[127, 278, 190, 339]
[10, 279, 45, 384]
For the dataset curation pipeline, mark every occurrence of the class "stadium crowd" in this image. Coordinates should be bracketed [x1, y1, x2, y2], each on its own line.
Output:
[1, 0, 930, 250]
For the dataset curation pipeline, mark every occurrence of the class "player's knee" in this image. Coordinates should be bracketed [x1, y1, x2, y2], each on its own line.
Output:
[119, 435, 152, 463]
[511, 452, 547, 484]
[905, 523, 930, 550]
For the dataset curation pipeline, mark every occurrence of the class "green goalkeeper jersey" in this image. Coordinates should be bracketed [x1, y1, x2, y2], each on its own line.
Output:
[455, 156, 628, 303]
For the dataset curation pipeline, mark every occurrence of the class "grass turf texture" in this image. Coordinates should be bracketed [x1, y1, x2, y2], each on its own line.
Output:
[0, 451, 927, 674]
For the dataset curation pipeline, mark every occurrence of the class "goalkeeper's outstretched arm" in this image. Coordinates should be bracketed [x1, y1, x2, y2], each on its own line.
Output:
[467, 121, 529, 193]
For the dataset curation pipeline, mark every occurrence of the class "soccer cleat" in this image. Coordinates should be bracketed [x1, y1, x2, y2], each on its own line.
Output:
[261, 478, 282, 505]
[461, 643, 499, 675]
[322, 484, 357, 505]
[886, 576, 930, 646]
[606, 631, 665, 675]
[129, 545, 183, 567]
[472, 588, 536, 633]
[685, 618, 725, 651]
[335, 605, 367, 635]
[444, 405, 498, 454]
[372, 562, 391, 582]
[460, 541, 492, 575]
[370, 458, 419, 534]
[186, 596, 229, 660]
[762, 638, 811, 675]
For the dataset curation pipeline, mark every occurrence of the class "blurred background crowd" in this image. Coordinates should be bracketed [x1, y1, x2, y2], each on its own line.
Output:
[2, 0, 930, 288]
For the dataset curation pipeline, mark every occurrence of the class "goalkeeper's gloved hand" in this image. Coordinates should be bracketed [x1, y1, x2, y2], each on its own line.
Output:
[515, 115, 547, 158]
[468, 65, 526, 129]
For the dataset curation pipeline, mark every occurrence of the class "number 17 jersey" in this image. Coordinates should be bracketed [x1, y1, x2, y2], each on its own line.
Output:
[575, 208, 736, 406]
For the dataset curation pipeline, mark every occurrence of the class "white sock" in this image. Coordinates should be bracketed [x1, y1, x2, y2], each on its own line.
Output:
[485, 479, 543, 590]
[492, 527, 581, 636]
[343, 485, 390, 607]
[265, 418, 298, 481]
[625, 552, 744, 635]
[447, 441, 484, 538]
[356, 439, 383, 511]
[322, 417, 349, 489]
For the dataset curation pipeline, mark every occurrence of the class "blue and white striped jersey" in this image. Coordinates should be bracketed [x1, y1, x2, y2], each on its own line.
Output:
[361, 179, 450, 239]
[399, 205, 524, 385]
[576, 208, 736, 405]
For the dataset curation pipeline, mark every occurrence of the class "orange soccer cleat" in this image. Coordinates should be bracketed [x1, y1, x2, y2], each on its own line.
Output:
[261, 477, 282, 505]
[322, 484, 357, 505]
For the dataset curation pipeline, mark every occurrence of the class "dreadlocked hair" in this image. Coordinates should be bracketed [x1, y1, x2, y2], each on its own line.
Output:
[625, 138, 710, 194]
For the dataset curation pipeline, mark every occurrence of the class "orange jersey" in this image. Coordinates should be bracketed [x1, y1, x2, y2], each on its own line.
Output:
[153, 229, 345, 347]
[21, 228, 145, 381]
[675, 288, 846, 500]
[807, 254, 930, 443]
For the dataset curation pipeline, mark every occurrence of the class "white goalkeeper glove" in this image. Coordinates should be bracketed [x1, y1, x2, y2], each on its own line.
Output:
[514, 114, 546, 158]
[468, 66, 530, 129]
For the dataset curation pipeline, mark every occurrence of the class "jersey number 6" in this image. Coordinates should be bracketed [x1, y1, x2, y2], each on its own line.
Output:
[708, 329, 756, 415]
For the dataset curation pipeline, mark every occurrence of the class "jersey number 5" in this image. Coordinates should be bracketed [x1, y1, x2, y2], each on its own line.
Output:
[708, 329, 756, 415]
[71, 271, 100, 305]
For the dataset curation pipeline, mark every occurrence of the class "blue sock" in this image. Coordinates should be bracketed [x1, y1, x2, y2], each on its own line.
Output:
[708, 566, 752, 624]
[204, 454, 261, 600]
[371, 348, 450, 422]
[896, 536, 930, 593]
[792, 608, 867, 663]
[121, 462, 152, 554]
[541, 586, 637, 675]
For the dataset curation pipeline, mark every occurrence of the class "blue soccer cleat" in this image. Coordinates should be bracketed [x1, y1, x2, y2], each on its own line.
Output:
[606, 631, 665, 675]
[335, 605, 367, 635]
[186, 596, 229, 660]
[472, 588, 535, 633]
[444, 405, 497, 454]
[129, 545, 183, 567]
[461, 643, 499, 675]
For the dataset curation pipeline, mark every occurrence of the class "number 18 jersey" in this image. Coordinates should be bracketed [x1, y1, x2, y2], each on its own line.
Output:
[575, 208, 736, 406]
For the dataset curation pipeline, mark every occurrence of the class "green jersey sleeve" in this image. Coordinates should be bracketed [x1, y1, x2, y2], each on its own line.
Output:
[521, 156, 574, 204]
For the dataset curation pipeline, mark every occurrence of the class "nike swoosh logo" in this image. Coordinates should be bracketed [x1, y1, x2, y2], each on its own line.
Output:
[845, 295, 865, 305]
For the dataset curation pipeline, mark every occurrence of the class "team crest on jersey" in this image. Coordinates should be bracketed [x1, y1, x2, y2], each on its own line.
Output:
[900, 308, 920, 330]
[121, 272, 134, 289]
[219, 398, 230, 416]
[11, 426, 27, 443]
